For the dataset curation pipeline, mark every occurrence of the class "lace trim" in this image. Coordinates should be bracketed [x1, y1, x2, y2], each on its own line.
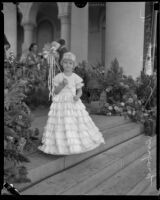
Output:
[48, 113, 89, 118]
[40, 138, 104, 146]
[43, 119, 97, 133]
[38, 143, 101, 155]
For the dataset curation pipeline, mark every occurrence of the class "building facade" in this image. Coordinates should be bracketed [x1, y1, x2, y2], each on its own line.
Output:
[4, 2, 148, 78]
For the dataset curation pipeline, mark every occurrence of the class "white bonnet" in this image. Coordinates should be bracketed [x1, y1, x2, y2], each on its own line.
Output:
[61, 52, 76, 65]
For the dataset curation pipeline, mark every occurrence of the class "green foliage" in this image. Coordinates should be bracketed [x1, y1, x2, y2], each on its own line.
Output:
[105, 58, 124, 85]
[104, 58, 134, 104]
[5, 53, 50, 108]
[136, 71, 157, 109]
[4, 150, 30, 163]
[4, 54, 40, 183]
[23, 63, 50, 108]
[74, 61, 91, 103]
[90, 58, 157, 136]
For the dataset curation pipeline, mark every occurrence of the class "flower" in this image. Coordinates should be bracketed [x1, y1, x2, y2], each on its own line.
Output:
[122, 95, 127, 100]
[108, 106, 113, 110]
[127, 110, 132, 115]
[106, 86, 112, 92]
[7, 136, 14, 141]
[114, 106, 119, 111]
[120, 82, 124, 86]
[105, 103, 109, 107]
[120, 102, 125, 106]
[19, 115, 22, 120]
[132, 110, 136, 116]
[124, 85, 129, 89]
[143, 113, 149, 117]
[133, 94, 137, 100]
[126, 106, 131, 110]
[128, 98, 134, 103]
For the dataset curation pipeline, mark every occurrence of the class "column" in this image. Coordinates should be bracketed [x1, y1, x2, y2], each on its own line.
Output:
[70, 3, 88, 64]
[4, 3, 17, 56]
[105, 2, 145, 78]
[22, 22, 35, 52]
[59, 15, 71, 49]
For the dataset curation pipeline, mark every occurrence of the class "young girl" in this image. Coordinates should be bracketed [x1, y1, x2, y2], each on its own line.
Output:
[38, 52, 105, 155]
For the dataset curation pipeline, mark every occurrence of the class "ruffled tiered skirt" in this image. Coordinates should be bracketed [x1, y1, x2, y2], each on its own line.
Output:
[38, 92, 105, 155]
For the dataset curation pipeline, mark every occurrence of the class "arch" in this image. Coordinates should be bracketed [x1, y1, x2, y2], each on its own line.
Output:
[37, 19, 54, 51]
[18, 3, 36, 25]
[35, 3, 61, 50]
[19, 2, 61, 25]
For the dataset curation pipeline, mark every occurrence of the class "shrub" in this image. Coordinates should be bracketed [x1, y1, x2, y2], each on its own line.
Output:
[4, 54, 41, 183]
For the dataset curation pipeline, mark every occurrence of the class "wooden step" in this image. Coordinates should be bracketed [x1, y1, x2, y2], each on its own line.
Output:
[31, 115, 131, 137]
[21, 135, 156, 195]
[15, 120, 142, 192]
[126, 168, 157, 195]
[139, 169, 158, 196]
[86, 148, 156, 195]
[61, 139, 156, 195]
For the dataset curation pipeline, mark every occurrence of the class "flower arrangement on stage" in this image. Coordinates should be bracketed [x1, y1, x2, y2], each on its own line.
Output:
[95, 58, 157, 136]
[123, 72, 157, 136]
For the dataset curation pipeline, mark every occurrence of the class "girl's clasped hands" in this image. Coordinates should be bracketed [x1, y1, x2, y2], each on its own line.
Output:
[60, 78, 79, 102]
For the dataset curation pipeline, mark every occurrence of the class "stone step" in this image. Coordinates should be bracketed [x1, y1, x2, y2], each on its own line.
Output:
[86, 147, 156, 195]
[21, 135, 156, 195]
[16, 120, 142, 192]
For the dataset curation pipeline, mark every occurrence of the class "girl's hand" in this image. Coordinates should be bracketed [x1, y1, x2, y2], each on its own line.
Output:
[73, 95, 79, 101]
[63, 78, 68, 86]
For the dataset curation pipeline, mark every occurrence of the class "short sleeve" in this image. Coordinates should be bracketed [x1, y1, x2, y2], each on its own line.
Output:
[75, 74, 84, 89]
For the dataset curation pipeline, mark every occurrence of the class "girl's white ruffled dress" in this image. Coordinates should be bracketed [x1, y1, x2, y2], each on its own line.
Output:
[38, 72, 105, 155]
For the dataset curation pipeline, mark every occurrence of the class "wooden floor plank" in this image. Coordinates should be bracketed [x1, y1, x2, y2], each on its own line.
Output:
[127, 168, 157, 195]
[140, 175, 158, 196]
[22, 135, 156, 195]
[25, 122, 139, 171]
[86, 148, 156, 195]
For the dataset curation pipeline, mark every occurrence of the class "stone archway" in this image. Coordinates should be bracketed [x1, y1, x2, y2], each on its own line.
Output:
[18, 2, 71, 52]
[35, 3, 60, 52]
[37, 19, 54, 52]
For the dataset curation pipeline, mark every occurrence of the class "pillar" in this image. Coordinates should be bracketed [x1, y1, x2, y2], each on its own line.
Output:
[105, 2, 145, 78]
[70, 3, 88, 64]
[4, 3, 17, 56]
[59, 15, 71, 49]
[22, 22, 35, 52]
